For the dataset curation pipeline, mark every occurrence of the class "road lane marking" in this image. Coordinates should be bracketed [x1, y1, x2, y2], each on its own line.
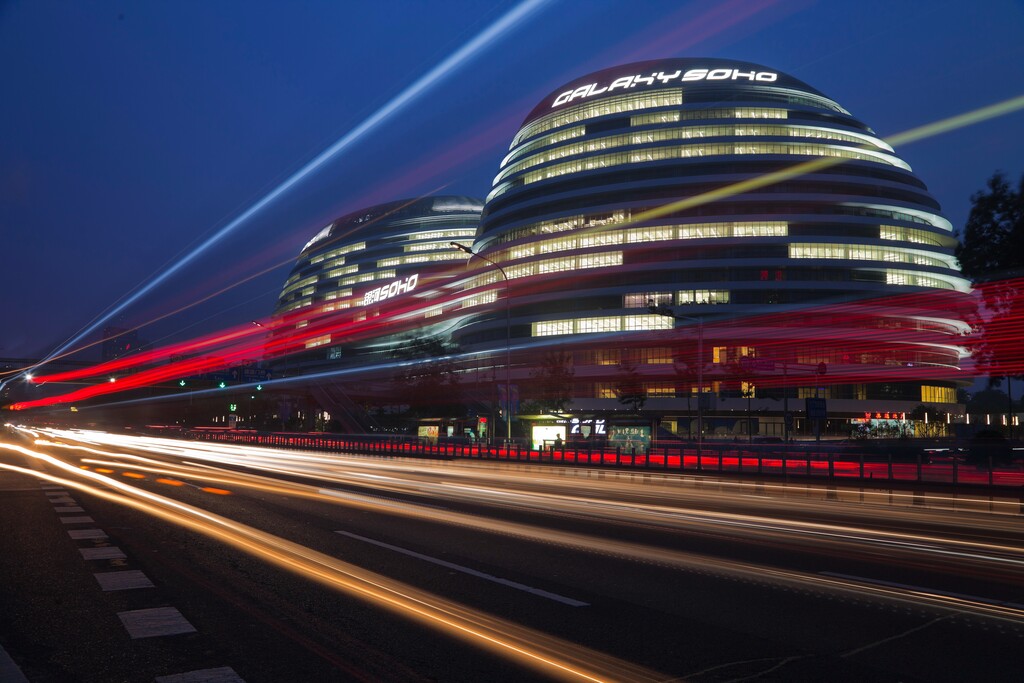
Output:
[59, 516, 94, 524]
[155, 667, 245, 682]
[53, 506, 84, 512]
[80, 547, 126, 560]
[67, 528, 108, 540]
[117, 607, 196, 638]
[335, 530, 589, 607]
[94, 570, 155, 591]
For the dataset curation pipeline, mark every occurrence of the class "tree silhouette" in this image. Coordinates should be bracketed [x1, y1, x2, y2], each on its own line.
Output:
[955, 172, 1024, 385]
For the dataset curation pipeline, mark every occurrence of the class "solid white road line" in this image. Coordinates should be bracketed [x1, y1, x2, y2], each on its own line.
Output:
[336, 530, 589, 607]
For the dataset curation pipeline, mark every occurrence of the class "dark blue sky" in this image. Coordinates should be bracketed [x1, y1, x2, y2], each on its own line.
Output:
[2, 0, 1023, 360]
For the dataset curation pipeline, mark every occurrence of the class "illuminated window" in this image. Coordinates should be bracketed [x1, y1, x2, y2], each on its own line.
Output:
[679, 289, 729, 304]
[921, 385, 956, 403]
[460, 291, 498, 309]
[679, 224, 728, 239]
[623, 315, 672, 331]
[305, 335, 331, 349]
[326, 265, 358, 279]
[624, 292, 671, 308]
[595, 383, 618, 399]
[512, 89, 683, 147]
[577, 317, 621, 333]
[626, 226, 675, 243]
[534, 320, 573, 337]
[424, 306, 442, 318]
[578, 252, 622, 269]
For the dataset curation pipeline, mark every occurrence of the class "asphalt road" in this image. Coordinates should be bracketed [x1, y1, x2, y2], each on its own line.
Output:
[1, 426, 1022, 682]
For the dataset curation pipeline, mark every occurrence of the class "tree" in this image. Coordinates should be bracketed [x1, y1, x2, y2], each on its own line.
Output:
[521, 351, 574, 414]
[955, 171, 1024, 385]
[390, 335, 464, 419]
[614, 357, 646, 413]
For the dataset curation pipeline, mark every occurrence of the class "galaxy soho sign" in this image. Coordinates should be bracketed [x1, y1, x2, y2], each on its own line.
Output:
[362, 273, 418, 306]
[551, 67, 778, 108]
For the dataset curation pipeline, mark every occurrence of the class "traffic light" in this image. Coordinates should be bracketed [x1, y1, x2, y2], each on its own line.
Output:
[178, 380, 187, 387]
[255, 384, 262, 391]
[218, 381, 227, 389]
[229, 403, 237, 412]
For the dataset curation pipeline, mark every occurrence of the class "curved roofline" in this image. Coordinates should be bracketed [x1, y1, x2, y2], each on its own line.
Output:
[300, 194, 483, 256]
[524, 58, 828, 125]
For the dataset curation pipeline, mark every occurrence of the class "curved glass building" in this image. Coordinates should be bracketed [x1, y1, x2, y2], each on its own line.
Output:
[270, 196, 482, 376]
[453, 58, 970, 439]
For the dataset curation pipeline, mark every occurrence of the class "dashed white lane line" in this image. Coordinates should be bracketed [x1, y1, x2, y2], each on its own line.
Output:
[155, 666, 245, 682]
[40, 485, 64, 490]
[43, 489, 68, 495]
[0, 643, 29, 683]
[118, 607, 196, 639]
[67, 528, 108, 540]
[93, 570, 155, 591]
[59, 516, 94, 524]
[53, 506, 84, 513]
[336, 530, 590, 607]
[80, 547, 126, 560]
[46, 497, 76, 505]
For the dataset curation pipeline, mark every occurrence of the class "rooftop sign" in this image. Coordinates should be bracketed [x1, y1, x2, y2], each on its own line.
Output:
[551, 67, 778, 108]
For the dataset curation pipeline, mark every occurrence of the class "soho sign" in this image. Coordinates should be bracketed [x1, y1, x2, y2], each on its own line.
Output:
[551, 68, 778, 108]
[362, 273, 418, 306]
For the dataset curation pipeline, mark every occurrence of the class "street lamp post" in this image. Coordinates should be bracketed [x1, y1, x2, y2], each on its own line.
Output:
[649, 302, 704, 462]
[452, 242, 512, 444]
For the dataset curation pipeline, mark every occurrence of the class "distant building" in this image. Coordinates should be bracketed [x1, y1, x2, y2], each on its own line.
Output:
[101, 326, 146, 363]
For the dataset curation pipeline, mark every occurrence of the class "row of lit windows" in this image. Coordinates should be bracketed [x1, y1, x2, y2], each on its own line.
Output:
[405, 229, 477, 242]
[922, 385, 957, 403]
[624, 289, 734, 306]
[377, 251, 465, 268]
[339, 269, 396, 286]
[533, 314, 672, 337]
[496, 124, 888, 185]
[324, 288, 352, 301]
[279, 274, 318, 299]
[578, 347, 675, 365]
[502, 125, 586, 168]
[683, 107, 788, 120]
[879, 225, 945, 247]
[325, 265, 359, 279]
[304, 335, 331, 349]
[280, 298, 312, 313]
[404, 240, 473, 253]
[492, 221, 789, 265]
[308, 242, 365, 265]
[491, 142, 906, 200]
[460, 291, 497, 310]
[508, 109, 793, 168]
[789, 244, 954, 269]
[885, 269, 962, 290]
[512, 90, 683, 148]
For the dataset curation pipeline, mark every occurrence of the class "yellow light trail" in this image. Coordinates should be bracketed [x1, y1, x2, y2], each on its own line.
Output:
[15, 429, 1024, 626]
[571, 93, 1024, 237]
[0, 437, 661, 683]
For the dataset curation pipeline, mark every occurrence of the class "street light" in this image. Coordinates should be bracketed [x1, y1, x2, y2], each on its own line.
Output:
[452, 242, 512, 444]
[649, 301, 704, 462]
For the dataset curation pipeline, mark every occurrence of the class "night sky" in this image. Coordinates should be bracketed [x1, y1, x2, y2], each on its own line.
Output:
[2, 0, 1023, 361]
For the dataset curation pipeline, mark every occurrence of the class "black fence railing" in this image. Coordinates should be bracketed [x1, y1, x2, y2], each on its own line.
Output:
[184, 429, 1024, 489]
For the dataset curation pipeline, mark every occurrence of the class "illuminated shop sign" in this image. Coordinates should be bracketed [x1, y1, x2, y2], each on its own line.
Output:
[568, 417, 606, 436]
[362, 273, 418, 306]
[851, 411, 908, 423]
[552, 67, 778, 108]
